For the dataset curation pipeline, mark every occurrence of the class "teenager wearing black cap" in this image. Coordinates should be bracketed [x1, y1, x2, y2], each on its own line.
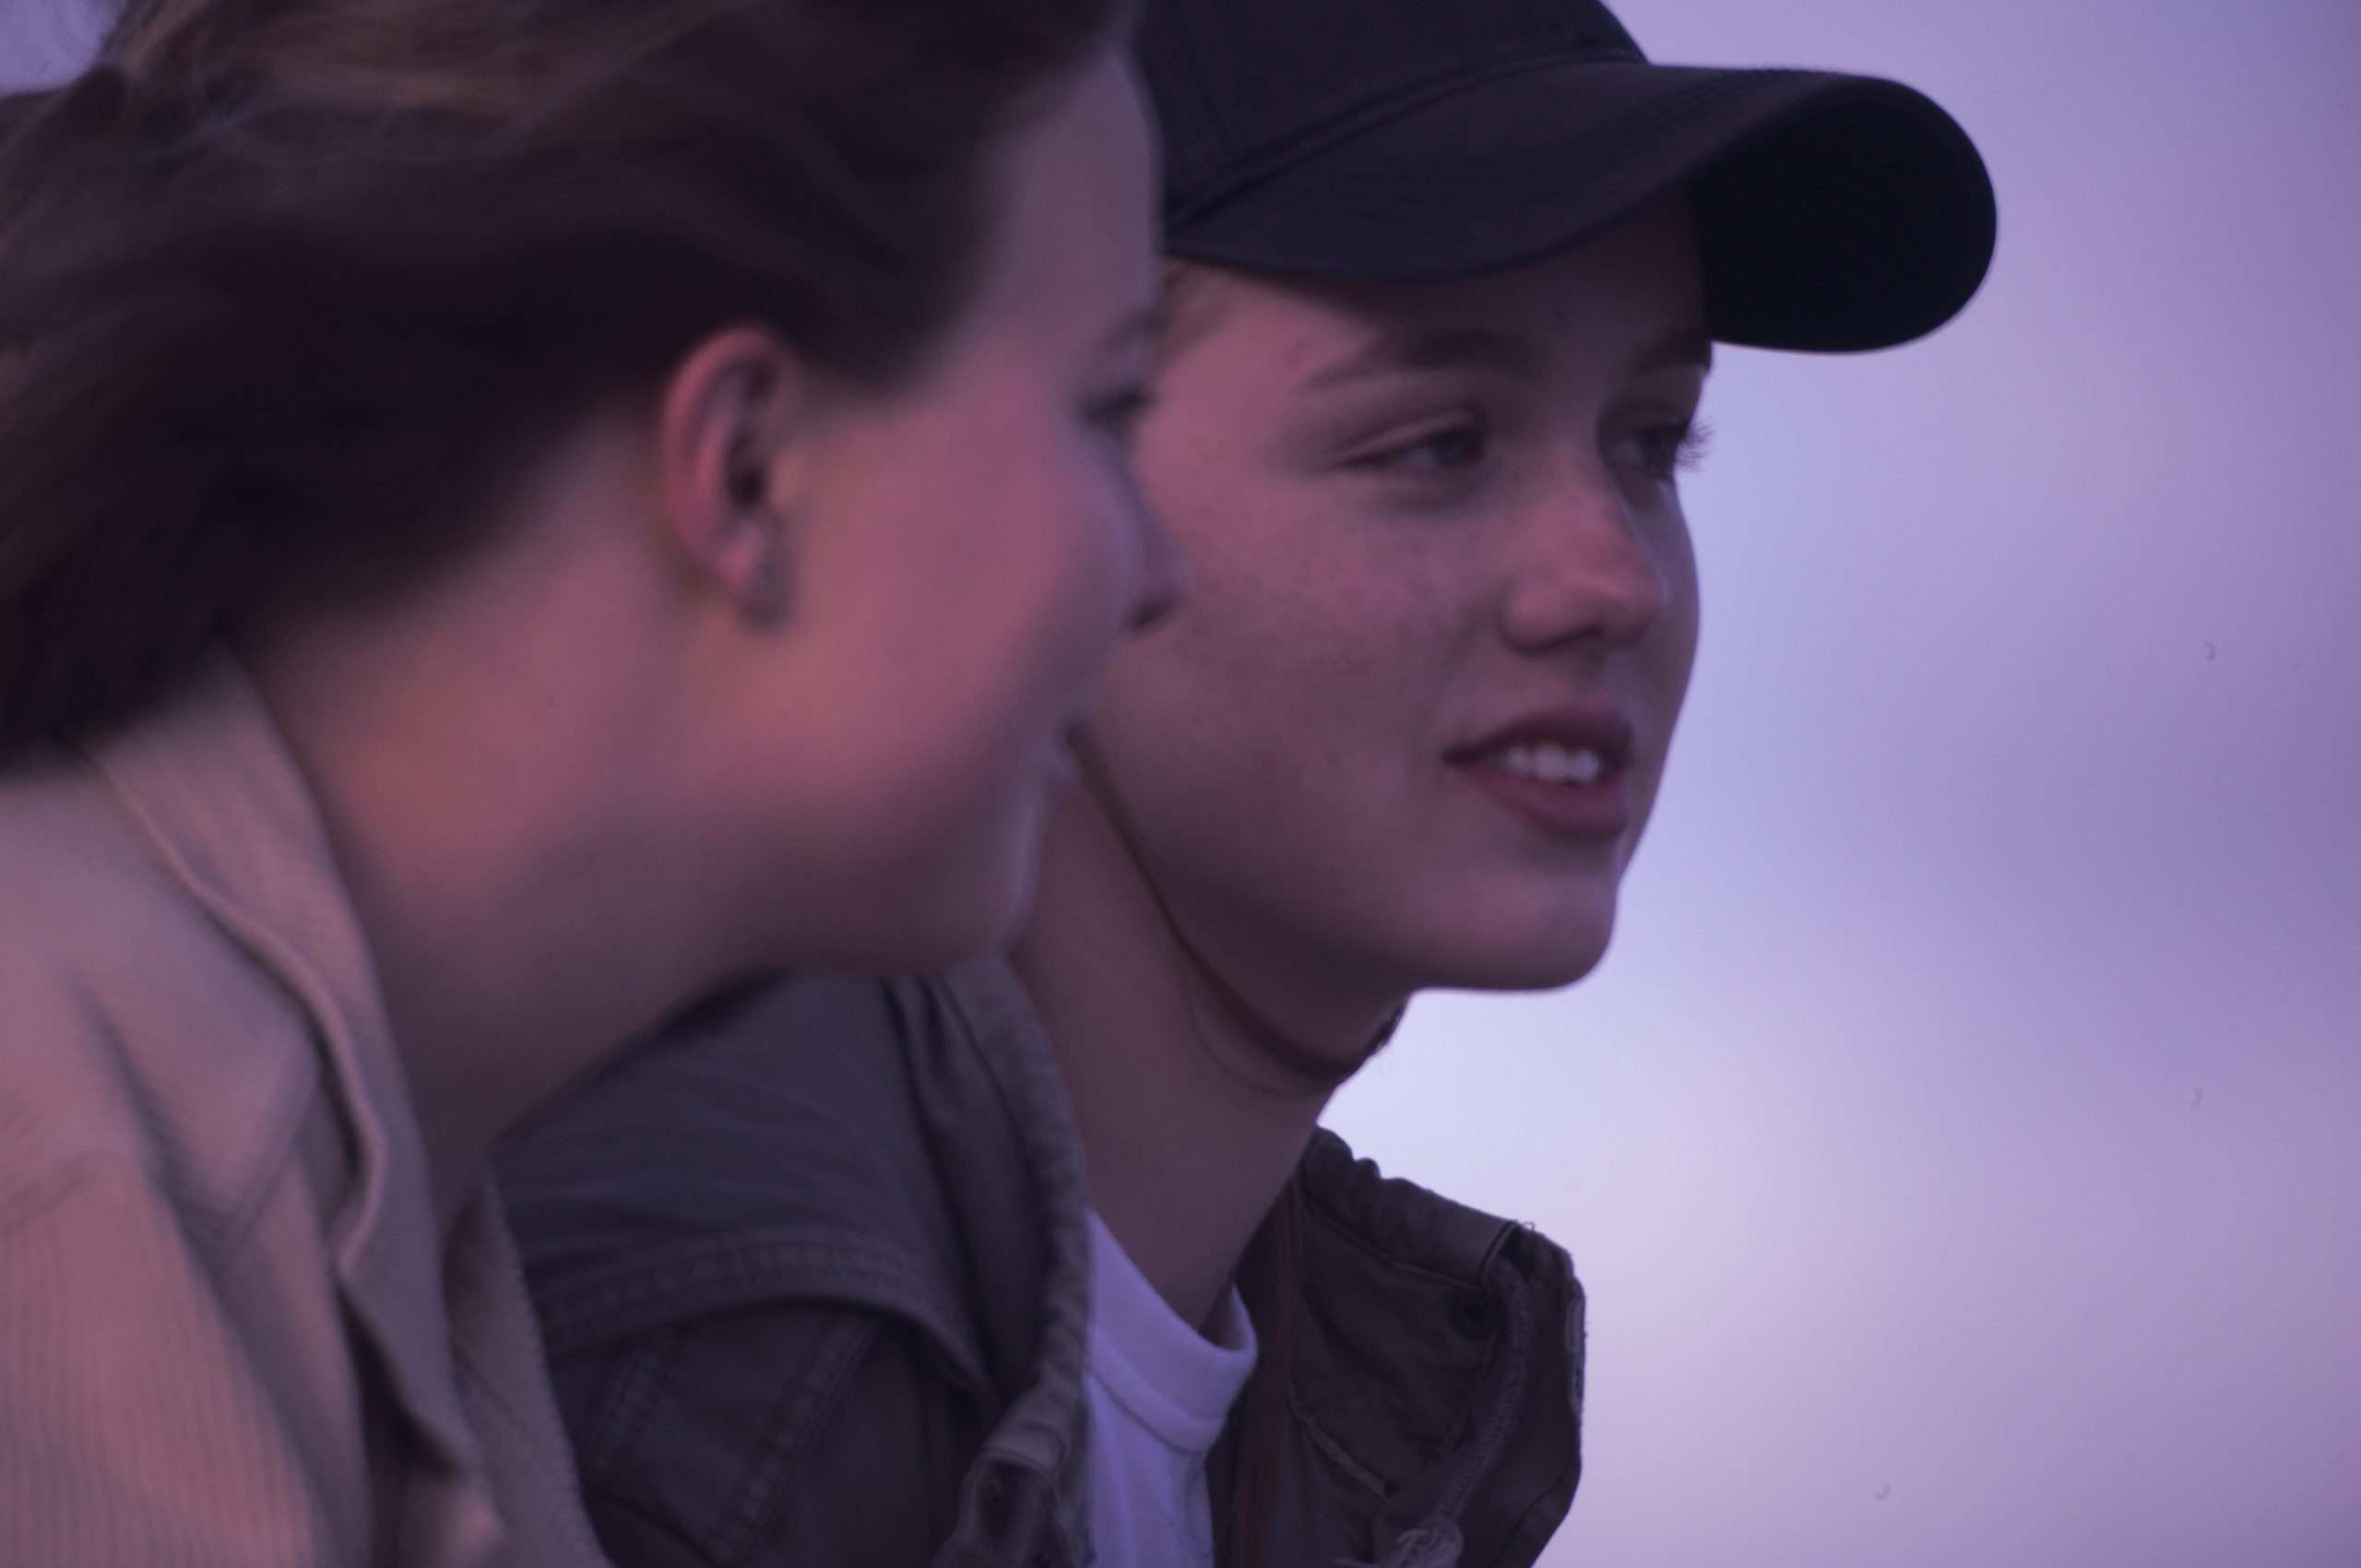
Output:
[499, 3, 1996, 1565]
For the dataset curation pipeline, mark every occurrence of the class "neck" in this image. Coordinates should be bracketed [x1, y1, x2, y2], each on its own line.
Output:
[336, 790, 730, 1235]
[241, 526, 745, 1239]
[1014, 780, 1404, 1330]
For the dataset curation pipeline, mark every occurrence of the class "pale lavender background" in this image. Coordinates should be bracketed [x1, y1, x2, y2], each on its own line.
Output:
[1323, 5, 2361, 1567]
[0, 2, 89, 89]
[7, 2, 2356, 1564]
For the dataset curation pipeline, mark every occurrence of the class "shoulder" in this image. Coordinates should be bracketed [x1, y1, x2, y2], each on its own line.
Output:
[504, 963, 1078, 1567]
[551, 1293, 985, 1568]
[0, 754, 321, 1260]
[508, 957, 1081, 1370]
[0, 762, 354, 1565]
[0, 1151, 356, 1567]
[504, 969, 989, 1355]
[1286, 1127, 1584, 1568]
[1296, 1127, 1582, 1317]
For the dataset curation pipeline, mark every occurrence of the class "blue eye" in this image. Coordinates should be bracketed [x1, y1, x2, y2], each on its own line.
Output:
[1363, 423, 1489, 472]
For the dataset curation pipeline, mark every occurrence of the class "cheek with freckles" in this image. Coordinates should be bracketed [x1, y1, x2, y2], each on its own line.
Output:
[1086, 529, 1508, 983]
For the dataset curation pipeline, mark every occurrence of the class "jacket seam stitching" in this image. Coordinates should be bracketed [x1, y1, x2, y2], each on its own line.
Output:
[711, 1313, 880, 1565]
[535, 1230, 973, 1364]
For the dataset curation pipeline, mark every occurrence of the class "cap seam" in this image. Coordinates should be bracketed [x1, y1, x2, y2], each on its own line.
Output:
[1269, 71, 1792, 218]
[1168, 46, 1643, 232]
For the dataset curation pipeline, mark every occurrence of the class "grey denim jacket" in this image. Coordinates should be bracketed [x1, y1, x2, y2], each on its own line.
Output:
[499, 959, 1584, 1568]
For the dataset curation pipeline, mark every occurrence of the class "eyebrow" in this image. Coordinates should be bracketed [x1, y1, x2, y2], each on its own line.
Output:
[1304, 327, 1544, 390]
[1635, 328, 1715, 376]
[1302, 323, 1714, 391]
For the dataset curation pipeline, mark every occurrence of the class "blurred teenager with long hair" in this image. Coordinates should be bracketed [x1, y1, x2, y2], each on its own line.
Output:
[501, 0, 1997, 1563]
[0, 0, 1175, 1560]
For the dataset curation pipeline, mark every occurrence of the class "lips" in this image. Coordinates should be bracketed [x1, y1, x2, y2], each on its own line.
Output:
[1452, 705, 1634, 772]
[1447, 705, 1636, 840]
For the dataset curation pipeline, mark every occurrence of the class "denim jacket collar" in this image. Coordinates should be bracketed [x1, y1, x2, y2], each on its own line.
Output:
[510, 954, 1582, 1567]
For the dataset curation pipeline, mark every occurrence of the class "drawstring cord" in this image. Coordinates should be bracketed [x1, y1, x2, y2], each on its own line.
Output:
[1341, 1255, 1536, 1568]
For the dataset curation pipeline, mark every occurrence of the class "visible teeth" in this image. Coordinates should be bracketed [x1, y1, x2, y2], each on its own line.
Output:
[1492, 742, 1604, 787]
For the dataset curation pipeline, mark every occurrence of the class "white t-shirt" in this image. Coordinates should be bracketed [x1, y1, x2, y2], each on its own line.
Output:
[1085, 1208, 1261, 1568]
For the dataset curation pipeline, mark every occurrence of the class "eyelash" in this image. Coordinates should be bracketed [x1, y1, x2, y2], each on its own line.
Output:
[1087, 386, 1157, 446]
[1355, 416, 1713, 481]
[1354, 422, 1490, 474]
[1633, 417, 1713, 480]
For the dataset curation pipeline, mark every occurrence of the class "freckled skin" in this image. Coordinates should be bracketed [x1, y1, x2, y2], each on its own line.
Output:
[1077, 202, 1708, 1024]
[1017, 203, 1713, 1324]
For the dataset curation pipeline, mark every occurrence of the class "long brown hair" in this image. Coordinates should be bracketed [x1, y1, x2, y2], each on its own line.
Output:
[0, 0, 1125, 760]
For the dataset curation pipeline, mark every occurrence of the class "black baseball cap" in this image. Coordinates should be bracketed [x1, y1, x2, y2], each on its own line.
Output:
[1137, 0, 1998, 351]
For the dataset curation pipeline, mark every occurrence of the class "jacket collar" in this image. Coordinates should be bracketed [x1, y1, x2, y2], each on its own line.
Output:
[1280, 1130, 1584, 1567]
[508, 956, 1105, 1566]
[89, 652, 489, 1483]
[923, 957, 1099, 1563]
[933, 966, 1584, 1567]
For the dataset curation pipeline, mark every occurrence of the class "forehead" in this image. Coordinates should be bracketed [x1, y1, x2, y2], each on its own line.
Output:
[969, 53, 1160, 326]
[1170, 198, 1707, 380]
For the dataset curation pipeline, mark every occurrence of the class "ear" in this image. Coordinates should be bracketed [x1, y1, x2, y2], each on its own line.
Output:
[652, 326, 815, 623]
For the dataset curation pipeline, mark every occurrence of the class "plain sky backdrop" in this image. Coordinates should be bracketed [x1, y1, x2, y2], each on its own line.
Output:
[5, 2, 2355, 1565]
[1317, 5, 2361, 1567]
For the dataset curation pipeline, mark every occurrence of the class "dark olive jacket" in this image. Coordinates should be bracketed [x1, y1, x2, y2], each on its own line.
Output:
[499, 959, 1584, 1568]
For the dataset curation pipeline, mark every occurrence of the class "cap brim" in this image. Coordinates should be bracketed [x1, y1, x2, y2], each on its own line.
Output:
[1162, 62, 1998, 352]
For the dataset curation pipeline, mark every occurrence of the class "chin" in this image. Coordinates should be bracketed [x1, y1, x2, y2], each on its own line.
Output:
[779, 817, 1039, 976]
[931, 821, 1050, 968]
[801, 878, 1022, 974]
[1406, 897, 1620, 994]
[1434, 942, 1613, 994]
[893, 850, 1038, 970]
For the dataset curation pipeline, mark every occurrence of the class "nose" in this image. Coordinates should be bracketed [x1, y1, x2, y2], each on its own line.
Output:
[1499, 463, 1668, 654]
[1125, 497, 1188, 635]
